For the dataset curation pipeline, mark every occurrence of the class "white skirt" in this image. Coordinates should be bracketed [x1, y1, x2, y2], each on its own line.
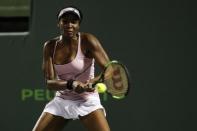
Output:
[43, 96, 106, 120]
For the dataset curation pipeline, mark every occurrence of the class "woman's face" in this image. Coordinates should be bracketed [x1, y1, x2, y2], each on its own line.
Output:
[58, 14, 80, 38]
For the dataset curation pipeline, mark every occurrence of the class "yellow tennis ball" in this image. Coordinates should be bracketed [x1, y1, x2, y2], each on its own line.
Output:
[95, 83, 107, 93]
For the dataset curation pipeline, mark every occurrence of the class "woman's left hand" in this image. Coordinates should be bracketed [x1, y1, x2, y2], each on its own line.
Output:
[72, 80, 95, 93]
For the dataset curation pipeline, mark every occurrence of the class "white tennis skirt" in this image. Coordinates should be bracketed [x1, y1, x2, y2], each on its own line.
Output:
[43, 96, 106, 120]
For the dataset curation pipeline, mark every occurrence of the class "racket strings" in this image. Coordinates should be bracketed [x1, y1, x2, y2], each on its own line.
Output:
[104, 64, 129, 96]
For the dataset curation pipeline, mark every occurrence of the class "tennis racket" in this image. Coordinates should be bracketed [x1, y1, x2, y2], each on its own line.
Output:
[91, 60, 131, 99]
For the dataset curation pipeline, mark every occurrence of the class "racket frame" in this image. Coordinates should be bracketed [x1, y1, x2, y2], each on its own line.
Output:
[93, 60, 131, 98]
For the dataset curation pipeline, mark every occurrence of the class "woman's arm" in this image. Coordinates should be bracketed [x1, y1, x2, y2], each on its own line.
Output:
[84, 33, 110, 83]
[42, 41, 68, 90]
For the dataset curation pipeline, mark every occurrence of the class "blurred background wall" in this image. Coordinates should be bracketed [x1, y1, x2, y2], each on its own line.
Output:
[0, 0, 196, 130]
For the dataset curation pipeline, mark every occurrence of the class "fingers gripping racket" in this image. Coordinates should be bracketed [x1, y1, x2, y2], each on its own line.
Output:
[92, 60, 131, 99]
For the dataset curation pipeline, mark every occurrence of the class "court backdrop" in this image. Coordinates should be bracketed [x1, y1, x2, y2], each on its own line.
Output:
[0, 0, 195, 131]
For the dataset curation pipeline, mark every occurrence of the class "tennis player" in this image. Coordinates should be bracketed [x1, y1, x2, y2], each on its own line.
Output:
[33, 6, 110, 131]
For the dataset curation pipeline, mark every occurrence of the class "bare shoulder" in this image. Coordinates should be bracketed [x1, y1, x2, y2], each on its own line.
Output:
[80, 32, 101, 48]
[43, 36, 59, 56]
[81, 32, 98, 41]
[43, 37, 59, 48]
[80, 32, 109, 68]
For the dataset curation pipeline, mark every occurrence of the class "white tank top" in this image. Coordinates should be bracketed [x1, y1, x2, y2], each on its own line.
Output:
[53, 33, 99, 101]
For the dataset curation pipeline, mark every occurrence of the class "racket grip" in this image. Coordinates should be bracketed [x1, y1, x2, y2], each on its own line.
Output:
[88, 83, 93, 88]
[86, 83, 96, 89]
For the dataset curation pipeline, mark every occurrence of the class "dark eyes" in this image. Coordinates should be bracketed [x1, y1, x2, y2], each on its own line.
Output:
[62, 20, 78, 24]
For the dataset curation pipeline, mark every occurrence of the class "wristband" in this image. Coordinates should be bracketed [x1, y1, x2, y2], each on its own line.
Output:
[67, 79, 74, 90]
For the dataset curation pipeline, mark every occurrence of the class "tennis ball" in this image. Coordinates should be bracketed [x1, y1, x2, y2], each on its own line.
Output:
[95, 83, 107, 93]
